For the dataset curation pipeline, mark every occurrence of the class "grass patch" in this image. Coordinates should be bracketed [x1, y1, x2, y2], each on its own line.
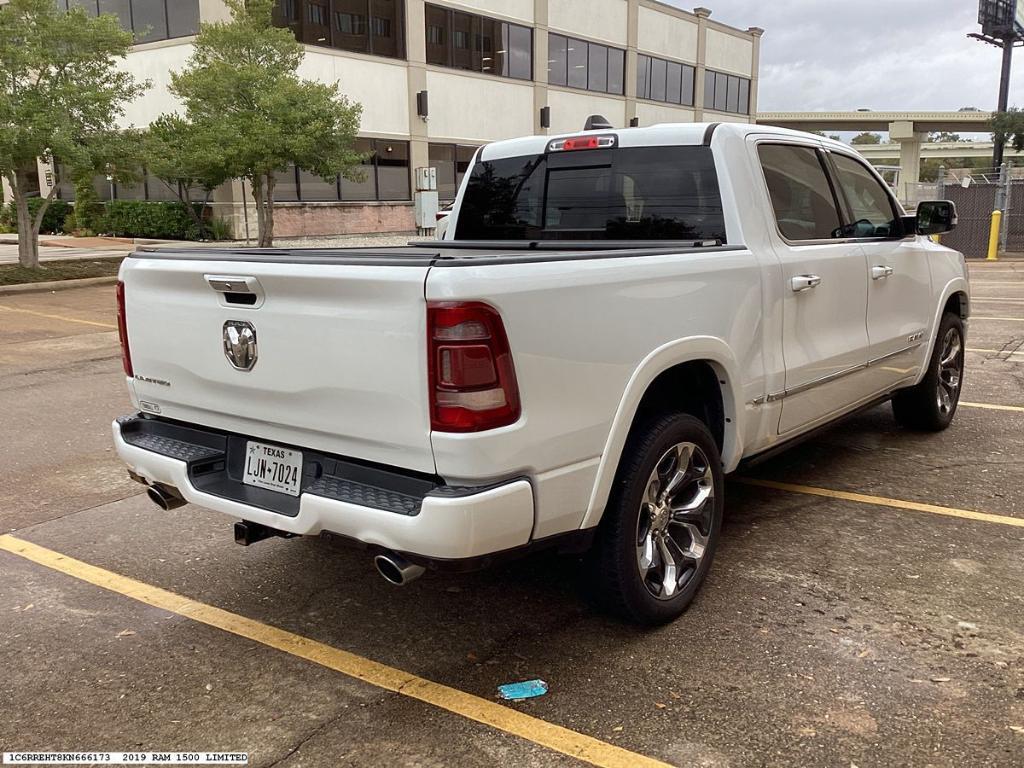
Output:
[0, 257, 123, 286]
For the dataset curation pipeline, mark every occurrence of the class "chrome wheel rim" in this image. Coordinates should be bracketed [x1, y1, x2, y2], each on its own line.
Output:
[936, 327, 963, 416]
[635, 442, 715, 600]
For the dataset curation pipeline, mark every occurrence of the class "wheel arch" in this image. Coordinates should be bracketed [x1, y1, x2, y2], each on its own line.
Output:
[943, 289, 969, 321]
[580, 337, 744, 530]
[914, 279, 969, 386]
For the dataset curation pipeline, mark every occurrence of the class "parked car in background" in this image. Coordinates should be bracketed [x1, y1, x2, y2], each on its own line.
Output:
[434, 203, 453, 239]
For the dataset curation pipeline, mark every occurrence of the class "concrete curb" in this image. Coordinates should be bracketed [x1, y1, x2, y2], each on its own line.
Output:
[0, 275, 118, 296]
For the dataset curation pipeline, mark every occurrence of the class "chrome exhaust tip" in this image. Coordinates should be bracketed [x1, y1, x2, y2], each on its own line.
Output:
[374, 552, 425, 586]
[146, 483, 187, 511]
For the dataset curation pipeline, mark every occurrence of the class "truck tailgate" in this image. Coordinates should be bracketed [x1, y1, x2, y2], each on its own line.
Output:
[121, 255, 435, 474]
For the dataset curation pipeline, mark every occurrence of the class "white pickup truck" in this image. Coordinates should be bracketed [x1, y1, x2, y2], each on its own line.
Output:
[113, 122, 967, 624]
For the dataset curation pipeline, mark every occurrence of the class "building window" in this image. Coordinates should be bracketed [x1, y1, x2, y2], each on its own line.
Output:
[97, 0, 132, 32]
[637, 54, 695, 106]
[145, 173, 182, 201]
[271, 140, 411, 202]
[375, 140, 410, 199]
[424, 4, 532, 80]
[131, 0, 168, 41]
[704, 69, 750, 115]
[58, 0, 200, 42]
[428, 143, 478, 201]
[547, 34, 624, 96]
[273, 0, 406, 60]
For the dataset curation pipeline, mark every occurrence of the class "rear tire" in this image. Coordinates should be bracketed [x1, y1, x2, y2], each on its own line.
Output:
[892, 312, 965, 432]
[594, 413, 723, 625]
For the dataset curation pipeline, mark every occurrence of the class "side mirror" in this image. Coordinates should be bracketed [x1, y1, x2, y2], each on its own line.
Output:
[915, 200, 957, 236]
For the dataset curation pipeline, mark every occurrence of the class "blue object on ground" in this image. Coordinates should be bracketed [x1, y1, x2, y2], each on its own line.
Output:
[498, 679, 549, 701]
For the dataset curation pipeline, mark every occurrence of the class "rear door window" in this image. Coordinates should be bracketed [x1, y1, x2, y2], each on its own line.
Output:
[758, 144, 843, 241]
[455, 145, 726, 241]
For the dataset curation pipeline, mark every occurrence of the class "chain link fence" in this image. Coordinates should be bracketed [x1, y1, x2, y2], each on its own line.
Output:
[928, 164, 1022, 259]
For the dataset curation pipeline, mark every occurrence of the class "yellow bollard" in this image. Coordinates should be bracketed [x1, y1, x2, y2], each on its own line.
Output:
[987, 210, 1002, 261]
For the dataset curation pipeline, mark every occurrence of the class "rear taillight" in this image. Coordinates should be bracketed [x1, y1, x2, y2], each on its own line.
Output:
[428, 302, 520, 432]
[115, 280, 133, 377]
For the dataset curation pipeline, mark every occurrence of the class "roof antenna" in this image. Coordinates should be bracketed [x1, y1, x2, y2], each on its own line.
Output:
[584, 114, 613, 130]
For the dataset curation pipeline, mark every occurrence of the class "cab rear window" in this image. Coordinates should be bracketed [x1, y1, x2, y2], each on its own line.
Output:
[454, 145, 727, 241]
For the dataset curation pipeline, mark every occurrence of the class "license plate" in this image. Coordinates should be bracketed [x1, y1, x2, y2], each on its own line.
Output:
[243, 441, 303, 497]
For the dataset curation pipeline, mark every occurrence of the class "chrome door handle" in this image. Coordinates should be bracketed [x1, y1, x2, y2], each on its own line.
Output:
[871, 265, 894, 280]
[791, 274, 822, 292]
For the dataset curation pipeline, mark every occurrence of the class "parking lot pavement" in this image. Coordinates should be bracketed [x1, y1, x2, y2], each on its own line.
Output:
[2, 263, 1023, 767]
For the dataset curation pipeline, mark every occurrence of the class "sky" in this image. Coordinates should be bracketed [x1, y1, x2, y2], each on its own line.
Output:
[669, 0, 1023, 114]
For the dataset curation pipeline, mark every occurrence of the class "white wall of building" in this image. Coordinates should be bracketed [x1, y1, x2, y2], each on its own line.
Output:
[117, 43, 193, 128]
[547, 89, 627, 135]
[705, 28, 753, 77]
[425, 71, 535, 142]
[299, 52, 410, 136]
[636, 6, 698, 62]
[548, 0, 628, 47]
[635, 102, 696, 127]
[701, 111, 751, 124]
[447, 0, 534, 24]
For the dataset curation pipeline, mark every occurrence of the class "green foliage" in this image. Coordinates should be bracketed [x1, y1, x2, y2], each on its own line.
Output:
[102, 201, 201, 240]
[851, 132, 883, 145]
[928, 132, 965, 143]
[145, 116, 232, 201]
[992, 108, 1024, 151]
[0, 0, 145, 266]
[71, 172, 106, 232]
[0, 198, 71, 233]
[206, 217, 234, 241]
[161, 0, 363, 246]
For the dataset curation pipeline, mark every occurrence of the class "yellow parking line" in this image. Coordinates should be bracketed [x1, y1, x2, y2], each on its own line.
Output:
[960, 401, 1024, 412]
[0, 304, 116, 330]
[734, 478, 1024, 529]
[0, 535, 670, 768]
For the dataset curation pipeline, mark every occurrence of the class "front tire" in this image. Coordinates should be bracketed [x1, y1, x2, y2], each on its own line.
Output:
[595, 413, 724, 625]
[892, 312, 965, 431]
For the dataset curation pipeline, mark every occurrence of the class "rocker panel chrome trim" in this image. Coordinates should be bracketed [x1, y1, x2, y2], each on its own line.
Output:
[762, 342, 923, 403]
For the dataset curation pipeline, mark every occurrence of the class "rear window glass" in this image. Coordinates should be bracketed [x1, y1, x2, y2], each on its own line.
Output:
[454, 145, 727, 241]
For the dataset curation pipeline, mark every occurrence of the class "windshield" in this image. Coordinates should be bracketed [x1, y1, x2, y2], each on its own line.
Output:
[454, 145, 727, 241]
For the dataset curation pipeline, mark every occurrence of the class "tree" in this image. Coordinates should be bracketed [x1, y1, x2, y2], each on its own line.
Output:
[992, 108, 1024, 151]
[929, 131, 966, 143]
[144, 116, 233, 239]
[165, 0, 363, 247]
[0, 0, 144, 267]
[851, 132, 882, 145]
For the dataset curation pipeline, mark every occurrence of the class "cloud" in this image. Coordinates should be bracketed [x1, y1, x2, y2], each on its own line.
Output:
[666, 0, 1021, 111]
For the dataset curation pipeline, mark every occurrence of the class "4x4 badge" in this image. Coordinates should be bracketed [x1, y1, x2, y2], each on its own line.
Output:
[223, 321, 258, 371]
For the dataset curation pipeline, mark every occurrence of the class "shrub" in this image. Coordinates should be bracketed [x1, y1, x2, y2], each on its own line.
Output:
[0, 198, 72, 234]
[72, 175, 105, 232]
[101, 201, 202, 240]
[206, 216, 234, 241]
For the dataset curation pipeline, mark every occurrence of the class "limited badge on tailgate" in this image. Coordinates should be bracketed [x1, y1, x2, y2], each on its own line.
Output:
[243, 441, 303, 496]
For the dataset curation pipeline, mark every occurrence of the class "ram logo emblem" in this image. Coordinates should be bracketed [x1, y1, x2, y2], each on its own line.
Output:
[223, 321, 258, 371]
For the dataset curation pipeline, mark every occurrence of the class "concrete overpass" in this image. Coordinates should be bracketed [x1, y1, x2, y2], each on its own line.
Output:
[853, 141, 1021, 162]
[756, 111, 994, 199]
